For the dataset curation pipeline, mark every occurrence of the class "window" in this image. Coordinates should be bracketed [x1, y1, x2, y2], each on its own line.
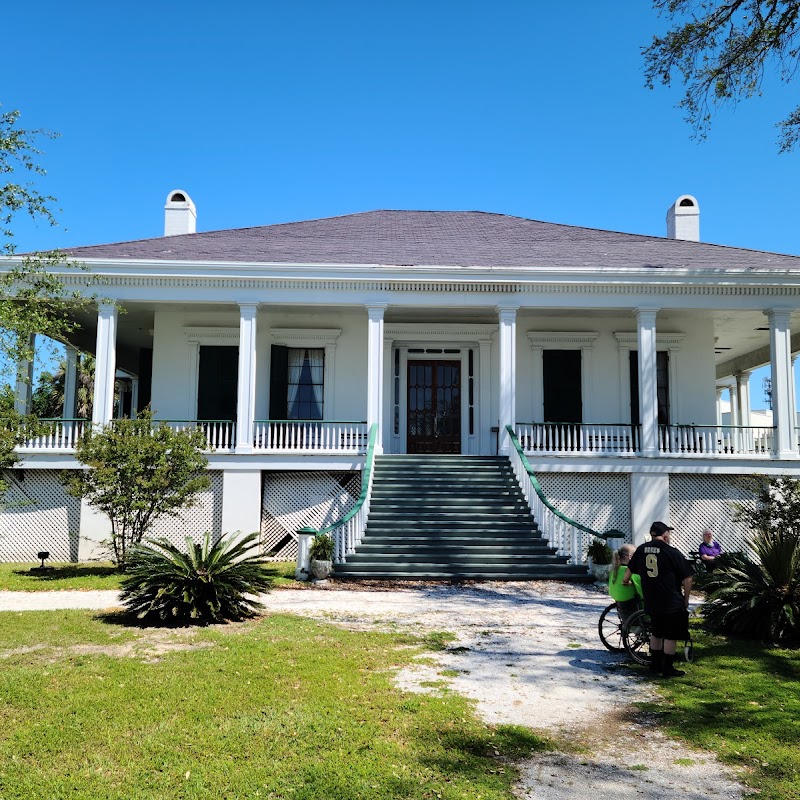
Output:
[269, 346, 324, 420]
[198, 345, 238, 421]
[543, 349, 582, 423]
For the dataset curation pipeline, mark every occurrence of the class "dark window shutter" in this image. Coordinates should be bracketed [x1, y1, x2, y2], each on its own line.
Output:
[629, 350, 670, 426]
[543, 350, 582, 423]
[269, 345, 289, 420]
[629, 351, 640, 427]
[198, 346, 238, 421]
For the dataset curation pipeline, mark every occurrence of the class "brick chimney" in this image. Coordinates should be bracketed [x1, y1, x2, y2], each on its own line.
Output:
[666, 195, 699, 241]
[164, 190, 196, 236]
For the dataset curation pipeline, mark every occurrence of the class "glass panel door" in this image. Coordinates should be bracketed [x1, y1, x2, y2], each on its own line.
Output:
[407, 360, 461, 453]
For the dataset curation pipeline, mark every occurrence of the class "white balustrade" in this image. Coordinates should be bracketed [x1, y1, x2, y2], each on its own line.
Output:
[156, 420, 236, 452]
[253, 420, 368, 453]
[515, 423, 639, 455]
[507, 434, 594, 565]
[17, 419, 86, 450]
[658, 425, 774, 457]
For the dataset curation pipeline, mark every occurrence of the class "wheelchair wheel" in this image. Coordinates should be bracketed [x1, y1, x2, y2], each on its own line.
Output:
[598, 603, 625, 652]
[622, 609, 652, 666]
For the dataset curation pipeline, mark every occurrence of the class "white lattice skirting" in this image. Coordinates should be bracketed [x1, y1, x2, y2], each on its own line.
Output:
[144, 471, 224, 547]
[0, 470, 82, 562]
[669, 474, 756, 556]
[0, 469, 224, 563]
[261, 471, 360, 559]
[535, 472, 633, 543]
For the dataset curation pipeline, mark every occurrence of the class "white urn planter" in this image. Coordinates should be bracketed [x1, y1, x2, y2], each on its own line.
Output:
[310, 559, 333, 580]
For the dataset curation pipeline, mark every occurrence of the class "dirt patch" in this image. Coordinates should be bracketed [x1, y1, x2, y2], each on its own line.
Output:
[0, 628, 217, 664]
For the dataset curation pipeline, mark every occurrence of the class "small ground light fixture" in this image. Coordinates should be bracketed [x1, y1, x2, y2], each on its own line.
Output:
[36, 551, 50, 569]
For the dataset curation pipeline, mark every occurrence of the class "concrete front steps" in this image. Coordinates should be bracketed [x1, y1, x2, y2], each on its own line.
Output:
[334, 454, 591, 581]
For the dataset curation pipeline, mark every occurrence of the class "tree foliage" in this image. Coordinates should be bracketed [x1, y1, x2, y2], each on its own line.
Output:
[700, 476, 800, 641]
[120, 532, 270, 625]
[644, 1, 800, 151]
[62, 411, 211, 568]
[32, 353, 95, 419]
[0, 105, 95, 501]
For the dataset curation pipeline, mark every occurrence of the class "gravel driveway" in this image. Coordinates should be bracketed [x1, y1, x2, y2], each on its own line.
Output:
[0, 581, 746, 799]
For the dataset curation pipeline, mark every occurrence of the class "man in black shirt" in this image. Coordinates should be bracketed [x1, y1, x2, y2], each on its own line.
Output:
[624, 520, 692, 678]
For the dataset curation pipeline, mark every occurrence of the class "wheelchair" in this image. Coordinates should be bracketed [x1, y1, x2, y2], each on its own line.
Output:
[599, 603, 694, 666]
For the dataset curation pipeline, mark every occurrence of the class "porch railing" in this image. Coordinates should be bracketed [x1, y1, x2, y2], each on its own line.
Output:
[153, 420, 236, 451]
[298, 423, 378, 568]
[507, 425, 621, 565]
[253, 420, 369, 452]
[14, 418, 87, 450]
[516, 422, 639, 455]
[658, 424, 774, 456]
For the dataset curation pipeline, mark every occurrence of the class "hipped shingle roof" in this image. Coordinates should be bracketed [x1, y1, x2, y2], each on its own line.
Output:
[63, 210, 800, 270]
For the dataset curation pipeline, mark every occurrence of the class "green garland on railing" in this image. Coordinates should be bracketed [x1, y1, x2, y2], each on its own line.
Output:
[505, 425, 624, 543]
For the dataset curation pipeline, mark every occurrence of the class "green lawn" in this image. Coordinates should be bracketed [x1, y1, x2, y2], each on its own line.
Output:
[639, 628, 800, 800]
[0, 610, 547, 799]
[0, 561, 297, 591]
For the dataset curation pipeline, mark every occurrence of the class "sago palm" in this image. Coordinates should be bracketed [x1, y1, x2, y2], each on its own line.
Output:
[120, 531, 270, 624]
[701, 529, 800, 643]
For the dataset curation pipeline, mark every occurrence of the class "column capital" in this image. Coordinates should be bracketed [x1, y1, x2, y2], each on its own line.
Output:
[237, 302, 259, 316]
[366, 304, 387, 321]
[765, 308, 792, 325]
[495, 304, 519, 319]
[634, 307, 659, 323]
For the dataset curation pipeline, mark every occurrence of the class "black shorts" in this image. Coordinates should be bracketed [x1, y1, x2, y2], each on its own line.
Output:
[650, 609, 689, 641]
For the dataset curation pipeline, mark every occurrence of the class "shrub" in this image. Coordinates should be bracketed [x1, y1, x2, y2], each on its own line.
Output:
[63, 410, 210, 568]
[586, 538, 612, 565]
[120, 531, 270, 625]
[309, 532, 334, 561]
[701, 529, 800, 643]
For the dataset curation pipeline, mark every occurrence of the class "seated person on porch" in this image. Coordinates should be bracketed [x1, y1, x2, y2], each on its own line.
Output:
[608, 544, 642, 623]
[698, 529, 723, 571]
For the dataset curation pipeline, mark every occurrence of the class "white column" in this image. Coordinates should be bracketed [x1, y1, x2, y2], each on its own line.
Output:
[92, 303, 118, 427]
[715, 387, 724, 426]
[62, 345, 79, 419]
[366, 305, 386, 452]
[235, 303, 258, 453]
[382, 338, 393, 452]
[497, 306, 518, 454]
[766, 309, 796, 458]
[14, 335, 34, 415]
[791, 357, 798, 436]
[478, 337, 492, 454]
[636, 308, 659, 457]
[729, 385, 740, 427]
[735, 371, 751, 428]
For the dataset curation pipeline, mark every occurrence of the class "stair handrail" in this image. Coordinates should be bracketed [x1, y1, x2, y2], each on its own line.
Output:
[506, 425, 624, 565]
[297, 423, 378, 570]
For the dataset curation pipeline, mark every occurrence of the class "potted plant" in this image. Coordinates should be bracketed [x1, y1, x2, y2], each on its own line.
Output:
[309, 532, 334, 580]
[586, 538, 613, 581]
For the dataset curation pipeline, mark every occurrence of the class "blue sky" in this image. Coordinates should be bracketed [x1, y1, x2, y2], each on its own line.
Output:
[4, 0, 798, 405]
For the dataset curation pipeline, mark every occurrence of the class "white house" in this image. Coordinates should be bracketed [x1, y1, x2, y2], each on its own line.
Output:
[2, 191, 799, 575]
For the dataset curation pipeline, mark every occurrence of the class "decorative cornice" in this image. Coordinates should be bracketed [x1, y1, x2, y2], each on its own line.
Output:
[43, 272, 800, 297]
[184, 326, 239, 342]
[614, 332, 686, 349]
[385, 324, 496, 342]
[269, 328, 341, 346]
[527, 331, 599, 348]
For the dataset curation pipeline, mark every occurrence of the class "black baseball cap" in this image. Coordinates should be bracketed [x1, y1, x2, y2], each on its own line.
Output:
[650, 521, 674, 536]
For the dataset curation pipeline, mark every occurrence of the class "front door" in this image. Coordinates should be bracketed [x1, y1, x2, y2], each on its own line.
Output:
[407, 360, 461, 453]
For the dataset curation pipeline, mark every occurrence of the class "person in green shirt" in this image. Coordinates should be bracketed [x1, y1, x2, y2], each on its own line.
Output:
[608, 544, 642, 623]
